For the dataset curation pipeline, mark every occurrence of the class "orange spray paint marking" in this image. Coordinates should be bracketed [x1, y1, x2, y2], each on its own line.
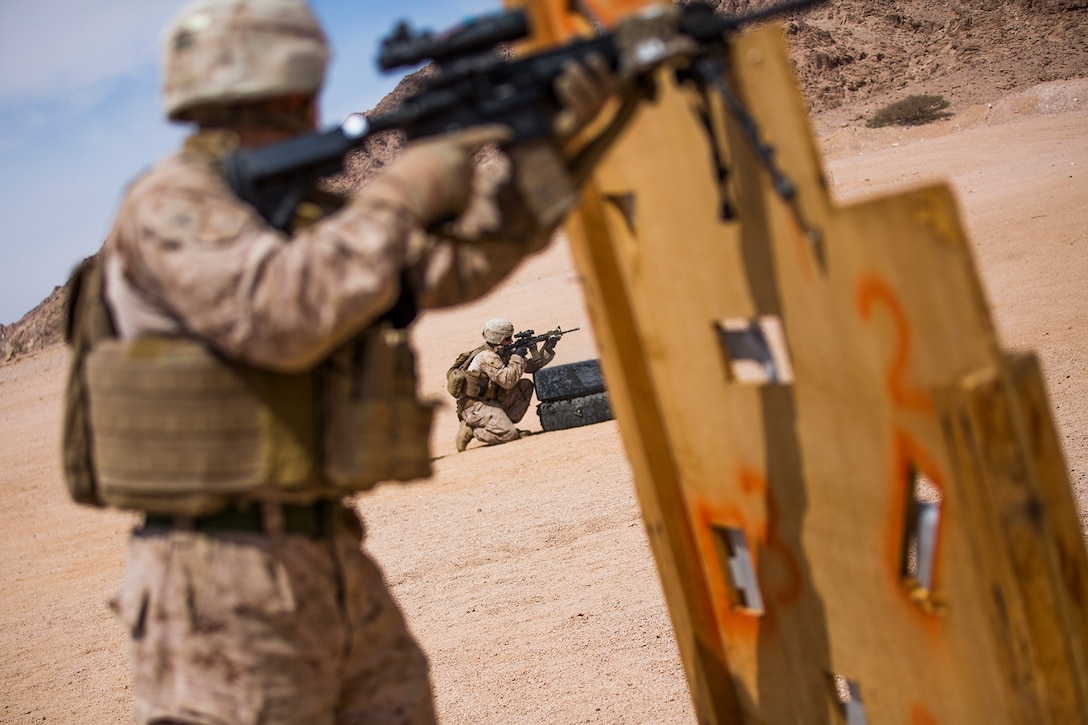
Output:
[856, 275, 934, 414]
[690, 496, 761, 643]
[883, 432, 912, 587]
[764, 493, 805, 608]
[731, 467, 804, 612]
[737, 466, 765, 497]
[688, 468, 769, 643]
[688, 467, 807, 644]
[857, 274, 949, 625]
[910, 702, 941, 724]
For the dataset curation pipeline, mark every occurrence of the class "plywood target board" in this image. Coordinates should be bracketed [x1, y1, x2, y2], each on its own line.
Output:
[510, 1, 1088, 722]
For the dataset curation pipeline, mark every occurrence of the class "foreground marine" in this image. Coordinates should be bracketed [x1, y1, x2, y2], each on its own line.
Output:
[62, 0, 617, 721]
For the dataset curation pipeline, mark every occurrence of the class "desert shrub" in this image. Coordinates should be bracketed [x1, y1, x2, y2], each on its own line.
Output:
[867, 94, 952, 128]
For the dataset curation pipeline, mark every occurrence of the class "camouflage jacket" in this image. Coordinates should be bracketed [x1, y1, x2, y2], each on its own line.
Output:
[102, 130, 551, 371]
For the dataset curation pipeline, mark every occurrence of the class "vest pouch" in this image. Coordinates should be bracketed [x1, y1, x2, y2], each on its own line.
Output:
[322, 322, 435, 489]
[446, 368, 467, 398]
[463, 369, 495, 400]
[84, 337, 319, 516]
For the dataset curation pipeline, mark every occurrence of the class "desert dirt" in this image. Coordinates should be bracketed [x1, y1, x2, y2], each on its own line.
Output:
[2, 73, 1087, 725]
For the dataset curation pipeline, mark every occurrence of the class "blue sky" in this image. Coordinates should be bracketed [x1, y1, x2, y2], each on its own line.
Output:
[0, 0, 501, 325]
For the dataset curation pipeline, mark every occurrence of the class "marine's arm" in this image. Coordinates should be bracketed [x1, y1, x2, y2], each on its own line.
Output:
[106, 148, 419, 373]
[401, 149, 553, 311]
[522, 345, 556, 374]
[471, 348, 526, 390]
[400, 53, 620, 310]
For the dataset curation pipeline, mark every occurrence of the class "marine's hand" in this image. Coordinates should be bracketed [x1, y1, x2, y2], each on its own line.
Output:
[552, 53, 619, 138]
[542, 335, 559, 354]
[381, 125, 514, 225]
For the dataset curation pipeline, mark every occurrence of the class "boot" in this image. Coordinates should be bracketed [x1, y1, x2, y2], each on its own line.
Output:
[456, 421, 474, 452]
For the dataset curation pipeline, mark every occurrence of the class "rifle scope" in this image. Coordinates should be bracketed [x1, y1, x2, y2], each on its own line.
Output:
[379, 10, 530, 71]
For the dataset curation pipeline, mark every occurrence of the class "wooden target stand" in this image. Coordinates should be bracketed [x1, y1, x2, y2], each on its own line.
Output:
[507, 1, 1088, 722]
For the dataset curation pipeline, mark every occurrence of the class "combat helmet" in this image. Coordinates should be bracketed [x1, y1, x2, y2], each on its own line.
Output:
[161, 0, 330, 122]
[483, 318, 515, 345]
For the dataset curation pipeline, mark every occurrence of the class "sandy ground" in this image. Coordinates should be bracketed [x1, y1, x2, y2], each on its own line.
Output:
[1, 83, 1086, 723]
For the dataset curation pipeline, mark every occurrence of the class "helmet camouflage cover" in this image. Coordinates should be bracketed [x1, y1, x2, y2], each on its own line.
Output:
[161, 0, 330, 121]
[483, 318, 515, 345]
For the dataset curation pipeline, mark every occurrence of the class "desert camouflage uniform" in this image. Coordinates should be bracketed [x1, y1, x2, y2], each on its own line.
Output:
[460, 344, 553, 446]
[104, 134, 543, 365]
[104, 130, 549, 724]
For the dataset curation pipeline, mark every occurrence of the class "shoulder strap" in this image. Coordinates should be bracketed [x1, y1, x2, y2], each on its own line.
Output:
[64, 254, 114, 346]
[461, 344, 490, 370]
[62, 254, 116, 507]
[450, 344, 488, 373]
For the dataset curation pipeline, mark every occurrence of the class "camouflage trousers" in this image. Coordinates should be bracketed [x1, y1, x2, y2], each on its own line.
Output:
[111, 507, 434, 725]
[461, 378, 534, 445]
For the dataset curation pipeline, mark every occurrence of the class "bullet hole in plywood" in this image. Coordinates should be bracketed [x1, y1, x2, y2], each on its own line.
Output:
[712, 525, 765, 616]
[901, 463, 945, 614]
[829, 674, 869, 725]
[715, 315, 794, 385]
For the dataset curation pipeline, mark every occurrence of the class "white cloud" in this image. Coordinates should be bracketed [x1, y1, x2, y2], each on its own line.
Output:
[0, 0, 505, 115]
[0, 1, 180, 108]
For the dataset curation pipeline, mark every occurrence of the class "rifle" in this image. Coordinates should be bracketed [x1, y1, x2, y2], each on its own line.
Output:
[503, 326, 580, 356]
[223, 0, 826, 233]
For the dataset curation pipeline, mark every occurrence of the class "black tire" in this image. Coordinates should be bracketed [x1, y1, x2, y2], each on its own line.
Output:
[534, 359, 606, 402]
[537, 392, 614, 432]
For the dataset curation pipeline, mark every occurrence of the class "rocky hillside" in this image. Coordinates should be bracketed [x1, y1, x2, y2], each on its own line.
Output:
[3, 0, 1085, 364]
[777, 0, 1088, 123]
[0, 283, 68, 362]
